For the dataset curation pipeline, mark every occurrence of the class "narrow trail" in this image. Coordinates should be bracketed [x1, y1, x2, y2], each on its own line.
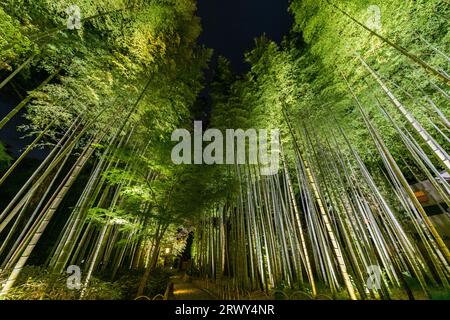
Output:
[171, 275, 217, 300]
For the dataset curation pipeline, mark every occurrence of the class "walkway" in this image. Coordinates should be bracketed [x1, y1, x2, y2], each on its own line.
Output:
[171, 275, 217, 300]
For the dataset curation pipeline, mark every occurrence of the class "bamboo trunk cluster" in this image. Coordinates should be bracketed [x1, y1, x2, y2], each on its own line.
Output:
[192, 100, 450, 299]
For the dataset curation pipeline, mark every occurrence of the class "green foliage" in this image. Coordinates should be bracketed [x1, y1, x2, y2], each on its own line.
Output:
[116, 268, 172, 299]
[1, 0, 210, 151]
[0, 266, 123, 300]
[87, 207, 139, 232]
[0, 7, 36, 71]
[285, 0, 450, 175]
[0, 266, 173, 300]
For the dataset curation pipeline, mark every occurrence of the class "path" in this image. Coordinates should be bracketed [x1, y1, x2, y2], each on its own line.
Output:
[171, 275, 217, 300]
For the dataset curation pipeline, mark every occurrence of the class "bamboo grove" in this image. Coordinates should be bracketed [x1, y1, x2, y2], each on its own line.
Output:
[0, 0, 449, 300]
[0, 0, 215, 298]
[192, 0, 450, 300]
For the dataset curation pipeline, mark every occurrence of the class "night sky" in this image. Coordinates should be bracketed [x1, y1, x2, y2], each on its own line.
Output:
[196, 0, 293, 73]
[0, 93, 43, 159]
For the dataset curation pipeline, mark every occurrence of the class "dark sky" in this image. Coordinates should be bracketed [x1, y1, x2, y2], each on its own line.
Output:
[196, 0, 293, 73]
[0, 94, 44, 159]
